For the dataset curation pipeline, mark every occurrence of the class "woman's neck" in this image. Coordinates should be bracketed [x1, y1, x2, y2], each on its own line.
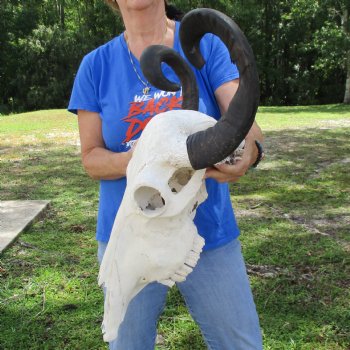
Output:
[121, 5, 174, 59]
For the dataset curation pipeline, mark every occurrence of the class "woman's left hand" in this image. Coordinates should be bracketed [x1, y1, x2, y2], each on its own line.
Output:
[208, 79, 264, 183]
[205, 137, 258, 183]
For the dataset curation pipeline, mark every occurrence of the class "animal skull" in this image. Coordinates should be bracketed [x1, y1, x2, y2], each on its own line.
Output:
[98, 110, 216, 342]
[98, 8, 260, 343]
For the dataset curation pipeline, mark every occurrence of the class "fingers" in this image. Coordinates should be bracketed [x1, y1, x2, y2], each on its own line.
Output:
[205, 162, 249, 183]
[215, 162, 249, 175]
[241, 137, 258, 167]
[204, 137, 260, 183]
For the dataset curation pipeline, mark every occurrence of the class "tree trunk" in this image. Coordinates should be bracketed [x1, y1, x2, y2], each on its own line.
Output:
[60, 0, 65, 29]
[345, 51, 350, 104]
[342, 7, 350, 103]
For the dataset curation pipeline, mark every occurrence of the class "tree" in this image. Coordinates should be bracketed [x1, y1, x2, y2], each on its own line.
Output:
[0, 0, 348, 112]
[0, 0, 122, 113]
[312, 0, 350, 104]
[341, 4, 350, 103]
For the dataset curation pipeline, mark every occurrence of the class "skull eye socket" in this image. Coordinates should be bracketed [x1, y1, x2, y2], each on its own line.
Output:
[134, 186, 165, 214]
[168, 168, 195, 194]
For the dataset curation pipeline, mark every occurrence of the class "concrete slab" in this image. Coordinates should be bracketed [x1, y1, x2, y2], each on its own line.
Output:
[0, 200, 50, 253]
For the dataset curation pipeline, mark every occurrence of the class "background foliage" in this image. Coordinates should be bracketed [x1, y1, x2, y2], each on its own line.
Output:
[0, 0, 349, 114]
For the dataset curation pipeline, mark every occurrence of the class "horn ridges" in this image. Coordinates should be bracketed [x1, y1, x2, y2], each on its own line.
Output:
[140, 45, 199, 111]
[181, 8, 260, 169]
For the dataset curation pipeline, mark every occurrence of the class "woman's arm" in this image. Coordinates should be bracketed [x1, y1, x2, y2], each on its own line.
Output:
[205, 79, 264, 183]
[77, 110, 133, 180]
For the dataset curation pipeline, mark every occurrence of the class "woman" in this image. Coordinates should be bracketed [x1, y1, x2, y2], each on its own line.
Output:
[68, 1, 264, 349]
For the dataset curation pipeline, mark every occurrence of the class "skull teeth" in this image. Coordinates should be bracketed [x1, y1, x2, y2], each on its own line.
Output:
[192, 235, 205, 253]
[170, 264, 193, 280]
[171, 273, 187, 282]
[159, 279, 175, 288]
[169, 263, 193, 283]
[185, 250, 200, 268]
[177, 264, 193, 276]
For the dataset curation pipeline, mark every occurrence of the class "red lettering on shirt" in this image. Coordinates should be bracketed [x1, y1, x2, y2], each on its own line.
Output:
[167, 96, 183, 110]
[127, 102, 145, 117]
[122, 116, 153, 143]
[122, 95, 183, 143]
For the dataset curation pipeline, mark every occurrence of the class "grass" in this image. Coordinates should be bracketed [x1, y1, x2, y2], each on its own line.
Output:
[0, 104, 349, 349]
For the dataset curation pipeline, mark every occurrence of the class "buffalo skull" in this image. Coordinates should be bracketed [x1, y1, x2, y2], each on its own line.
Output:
[98, 8, 259, 342]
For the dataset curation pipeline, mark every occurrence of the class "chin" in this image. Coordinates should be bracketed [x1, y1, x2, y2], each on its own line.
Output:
[125, 0, 161, 11]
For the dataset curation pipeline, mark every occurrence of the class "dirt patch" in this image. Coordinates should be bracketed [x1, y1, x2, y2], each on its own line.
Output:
[246, 264, 289, 278]
[269, 207, 350, 252]
[318, 119, 350, 128]
[234, 208, 265, 219]
[309, 157, 350, 179]
[246, 263, 317, 281]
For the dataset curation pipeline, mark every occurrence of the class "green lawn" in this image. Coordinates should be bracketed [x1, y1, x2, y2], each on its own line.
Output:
[0, 105, 349, 349]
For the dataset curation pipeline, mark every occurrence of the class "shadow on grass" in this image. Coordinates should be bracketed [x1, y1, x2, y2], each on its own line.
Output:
[233, 126, 350, 347]
[0, 300, 105, 350]
[259, 104, 349, 115]
[237, 224, 350, 347]
[1, 126, 349, 349]
[233, 128, 350, 214]
[0, 141, 105, 349]
[1, 142, 98, 201]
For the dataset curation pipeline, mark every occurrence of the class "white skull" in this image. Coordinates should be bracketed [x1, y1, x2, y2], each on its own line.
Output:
[98, 110, 216, 342]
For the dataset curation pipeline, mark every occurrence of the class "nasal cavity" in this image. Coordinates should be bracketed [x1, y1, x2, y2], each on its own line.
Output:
[168, 168, 194, 194]
[134, 186, 165, 213]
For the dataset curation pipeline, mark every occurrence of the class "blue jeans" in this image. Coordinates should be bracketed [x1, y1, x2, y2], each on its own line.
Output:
[98, 239, 263, 350]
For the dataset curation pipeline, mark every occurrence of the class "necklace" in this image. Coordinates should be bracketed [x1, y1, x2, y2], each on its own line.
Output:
[125, 18, 168, 95]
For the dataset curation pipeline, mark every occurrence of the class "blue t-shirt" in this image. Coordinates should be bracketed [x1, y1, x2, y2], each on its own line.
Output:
[68, 21, 240, 250]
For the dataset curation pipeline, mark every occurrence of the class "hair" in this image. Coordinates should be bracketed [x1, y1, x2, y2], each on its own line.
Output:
[165, 3, 184, 21]
[104, 1, 184, 20]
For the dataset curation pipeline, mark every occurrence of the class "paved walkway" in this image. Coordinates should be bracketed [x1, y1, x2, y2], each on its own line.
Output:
[0, 200, 50, 253]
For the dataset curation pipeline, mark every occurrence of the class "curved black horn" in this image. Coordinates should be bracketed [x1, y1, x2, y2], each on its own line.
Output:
[140, 45, 199, 110]
[181, 8, 260, 170]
